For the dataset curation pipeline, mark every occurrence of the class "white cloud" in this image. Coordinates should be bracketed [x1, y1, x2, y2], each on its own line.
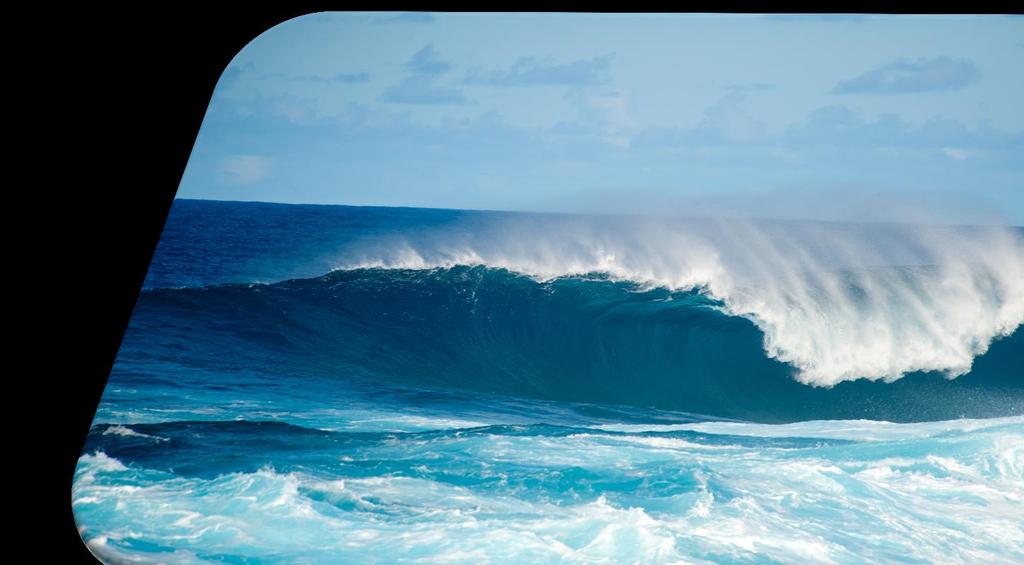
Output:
[573, 89, 638, 148]
[702, 92, 768, 143]
[833, 56, 979, 94]
[941, 147, 969, 161]
[593, 91, 635, 147]
[219, 155, 271, 185]
[464, 53, 615, 86]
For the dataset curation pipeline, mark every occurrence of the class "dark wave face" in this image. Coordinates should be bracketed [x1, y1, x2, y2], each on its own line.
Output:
[120, 265, 1024, 423]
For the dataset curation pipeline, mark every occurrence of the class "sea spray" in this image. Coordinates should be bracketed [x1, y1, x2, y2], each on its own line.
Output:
[337, 214, 1024, 385]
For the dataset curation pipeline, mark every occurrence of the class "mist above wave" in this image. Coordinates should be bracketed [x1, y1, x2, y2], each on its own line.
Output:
[334, 215, 1024, 387]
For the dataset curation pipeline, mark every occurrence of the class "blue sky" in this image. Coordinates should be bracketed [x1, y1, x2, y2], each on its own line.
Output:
[177, 13, 1024, 224]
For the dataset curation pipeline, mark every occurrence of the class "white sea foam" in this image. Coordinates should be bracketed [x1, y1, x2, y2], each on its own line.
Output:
[598, 415, 1024, 442]
[102, 425, 170, 442]
[336, 216, 1024, 386]
[567, 433, 741, 451]
[72, 417, 1024, 564]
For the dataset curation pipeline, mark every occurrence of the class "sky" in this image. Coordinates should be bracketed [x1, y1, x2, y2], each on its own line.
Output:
[176, 12, 1024, 224]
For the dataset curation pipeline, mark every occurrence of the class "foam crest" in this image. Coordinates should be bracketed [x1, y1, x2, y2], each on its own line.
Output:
[337, 216, 1024, 386]
[102, 425, 171, 442]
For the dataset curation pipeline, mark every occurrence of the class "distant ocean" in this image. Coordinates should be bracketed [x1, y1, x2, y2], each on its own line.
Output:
[75, 199, 1024, 563]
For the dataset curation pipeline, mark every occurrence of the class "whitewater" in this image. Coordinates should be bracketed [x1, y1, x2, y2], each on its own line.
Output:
[75, 200, 1024, 563]
[76, 412, 1024, 564]
[339, 212, 1024, 387]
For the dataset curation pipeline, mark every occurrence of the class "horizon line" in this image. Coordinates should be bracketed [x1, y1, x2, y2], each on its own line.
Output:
[173, 196, 1024, 230]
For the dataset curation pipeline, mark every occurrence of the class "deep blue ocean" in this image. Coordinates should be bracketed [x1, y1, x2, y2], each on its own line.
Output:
[75, 199, 1024, 563]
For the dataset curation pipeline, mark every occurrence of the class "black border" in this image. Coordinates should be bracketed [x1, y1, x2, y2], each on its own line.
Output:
[52, 7, 1022, 562]
[55, 6, 314, 561]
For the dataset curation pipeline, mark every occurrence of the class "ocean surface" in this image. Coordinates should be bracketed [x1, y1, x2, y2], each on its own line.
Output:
[75, 199, 1024, 563]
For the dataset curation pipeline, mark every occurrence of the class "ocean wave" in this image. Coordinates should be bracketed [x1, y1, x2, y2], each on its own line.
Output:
[126, 263, 1023, 422]
[330, 215, 1024, 387]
